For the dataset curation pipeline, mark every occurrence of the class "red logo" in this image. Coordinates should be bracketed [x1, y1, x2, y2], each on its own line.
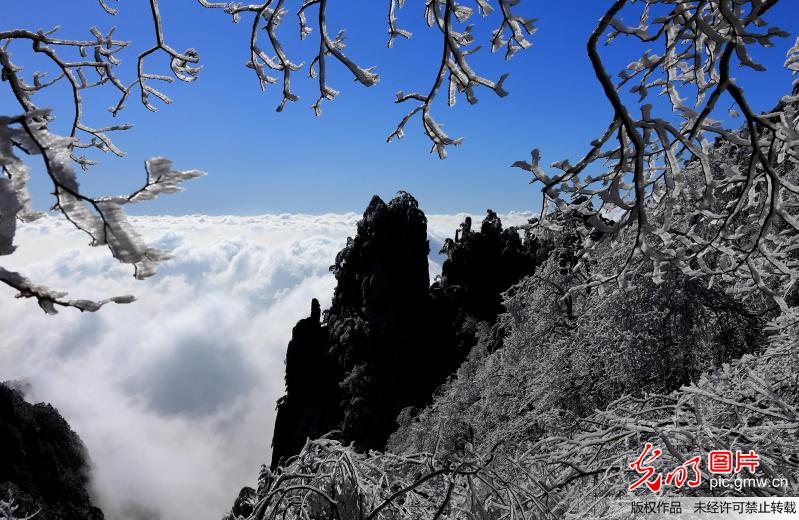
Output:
[629, 443, 663, 492]
[629, 446, 760, 492]
[734, 450, 760, 474]
[708, 451, 733, 474]
[664, 456, 701, 488]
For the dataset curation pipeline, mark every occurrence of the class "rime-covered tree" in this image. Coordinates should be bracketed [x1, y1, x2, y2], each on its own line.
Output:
[512, 0, 799, 317]
[221, 2, 799, 518]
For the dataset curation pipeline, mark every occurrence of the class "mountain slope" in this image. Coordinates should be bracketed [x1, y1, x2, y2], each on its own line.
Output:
[0, 382, 104, 520]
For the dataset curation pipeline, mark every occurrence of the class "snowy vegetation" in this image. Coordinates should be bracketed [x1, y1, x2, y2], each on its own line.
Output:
[238, 321, 796, 520]
[231, 202, 798, 519]
[3, 1, 799, 519]
[0, 492, 39, 520]
[227, 0, 799, 511]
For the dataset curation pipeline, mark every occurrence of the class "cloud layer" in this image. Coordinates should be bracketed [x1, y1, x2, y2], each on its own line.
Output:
[0, 211, 530, 520]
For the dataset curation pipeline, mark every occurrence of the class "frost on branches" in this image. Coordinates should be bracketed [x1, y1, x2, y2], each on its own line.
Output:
[227, 252, 798, 519]
[0, 2, 206, 313]
[228, 321, 797, 520]
[200, 0, 536, 158]
[226, 436, 566, 520]
[513, 0, 799, 315]
[0, 491, 39, 520]
[521, 321, 799, 517]
[1, 0, 535, 311]
[203, 2, 799, 518]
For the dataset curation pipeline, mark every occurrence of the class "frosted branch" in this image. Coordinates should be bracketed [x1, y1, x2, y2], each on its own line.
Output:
[389, 0, 535, 159]
[514, 0, 799, 306]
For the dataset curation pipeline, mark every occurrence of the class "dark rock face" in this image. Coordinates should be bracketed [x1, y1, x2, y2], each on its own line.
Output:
[327, 194, 436, 452]
[0, 382, 104, 520]
[269, 298, 340, 468]
[268, 194, 549, 470]
[270, 193, 442, 468]
[432, 209, 552, 353]
[436, 210, 542, 323]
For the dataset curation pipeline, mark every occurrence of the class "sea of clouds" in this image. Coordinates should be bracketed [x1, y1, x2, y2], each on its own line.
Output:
[0, 211, 531, 520]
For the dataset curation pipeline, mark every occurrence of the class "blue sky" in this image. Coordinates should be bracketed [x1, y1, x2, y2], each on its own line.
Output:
[3, 1, 798, 215]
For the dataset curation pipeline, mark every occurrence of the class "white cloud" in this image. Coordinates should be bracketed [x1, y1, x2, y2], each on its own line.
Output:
[0, 210, 531, 520]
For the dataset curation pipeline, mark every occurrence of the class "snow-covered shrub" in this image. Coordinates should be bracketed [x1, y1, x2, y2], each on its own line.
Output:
[234, 322, 796, 519]
[0, 490, 39, 520]
[389, 240, 767, 457]
[521, 321, 799, 517]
